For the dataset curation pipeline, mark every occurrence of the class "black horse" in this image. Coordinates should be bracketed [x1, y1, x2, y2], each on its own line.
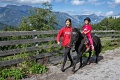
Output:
[69, 28, 102, 73]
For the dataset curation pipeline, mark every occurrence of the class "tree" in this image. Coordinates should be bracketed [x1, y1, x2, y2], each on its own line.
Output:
[92, 17, 120, 30]
[19, 2, 57, 31]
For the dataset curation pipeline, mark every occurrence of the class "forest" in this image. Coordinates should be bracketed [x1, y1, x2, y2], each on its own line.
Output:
[92, 16, 120, 30]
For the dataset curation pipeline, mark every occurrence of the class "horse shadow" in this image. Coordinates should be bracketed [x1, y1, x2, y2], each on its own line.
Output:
[61, 51, 104, 73]
[72, 54, 104, 73]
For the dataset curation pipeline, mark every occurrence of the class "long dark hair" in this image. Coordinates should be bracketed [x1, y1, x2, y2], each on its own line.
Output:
[65, 18, 72, 26]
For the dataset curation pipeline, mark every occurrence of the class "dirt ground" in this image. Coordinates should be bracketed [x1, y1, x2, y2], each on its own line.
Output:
[22, 47, 120, 80]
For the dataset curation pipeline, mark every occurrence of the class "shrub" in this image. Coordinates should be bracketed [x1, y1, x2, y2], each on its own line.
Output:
[29, 62, 47, 74]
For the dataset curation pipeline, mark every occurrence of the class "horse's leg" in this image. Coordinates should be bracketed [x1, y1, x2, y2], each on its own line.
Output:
[95, 49, 99, 64]
[61, 47, 70, 72]
[79, 54, 83, 68]
[68, 52, 74, 67]
[87, 51, 92, 65]
[72, 52, 80, 72]
[95, 51, 99, 64]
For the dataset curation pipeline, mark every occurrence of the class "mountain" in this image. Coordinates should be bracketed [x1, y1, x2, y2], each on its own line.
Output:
[0, 5, 32, 27]
[55, 13, 105, 29]
[73, 14, 105, 24]
[54, 12, 80, 29]
[0, 5, 105, 30]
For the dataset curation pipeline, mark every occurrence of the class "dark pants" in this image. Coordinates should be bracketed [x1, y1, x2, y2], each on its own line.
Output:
[61, 47, 73, 70]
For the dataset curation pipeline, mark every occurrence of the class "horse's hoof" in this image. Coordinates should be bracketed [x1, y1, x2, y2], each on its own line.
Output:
[96, 61, 98, 64]
[70, 64, 74, 67]
[72, 71, 75, 74]
[87, 62, 90, 65]
[72, 70, 75, 74]
[78, 65, 82, 69]
[72, 68, 75, 72]
[96, 62, 98, 64]
[61, 68, 65, 72]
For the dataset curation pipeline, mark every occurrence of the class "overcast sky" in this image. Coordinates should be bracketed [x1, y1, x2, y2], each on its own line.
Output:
[0, 0, 120, 16]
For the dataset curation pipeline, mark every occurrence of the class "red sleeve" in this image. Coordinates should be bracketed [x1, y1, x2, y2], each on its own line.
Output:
[56, 27, 64, 42]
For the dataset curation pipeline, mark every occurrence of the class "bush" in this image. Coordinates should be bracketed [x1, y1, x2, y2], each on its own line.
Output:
[0, 77, 5, 80]
[29, 62, 47, 74]
[0, 68, 25, 80]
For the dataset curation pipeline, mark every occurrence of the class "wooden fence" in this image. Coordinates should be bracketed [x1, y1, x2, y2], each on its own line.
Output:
[0, 30, 120, 67]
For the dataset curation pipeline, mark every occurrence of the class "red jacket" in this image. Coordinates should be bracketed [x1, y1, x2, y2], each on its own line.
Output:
[82, 24, 92, 34]
[56, 26, 72, 47]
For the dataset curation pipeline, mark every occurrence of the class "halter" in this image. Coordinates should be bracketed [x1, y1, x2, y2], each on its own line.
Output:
[72, 31, 79, 42]
[72, 32, 77, 35]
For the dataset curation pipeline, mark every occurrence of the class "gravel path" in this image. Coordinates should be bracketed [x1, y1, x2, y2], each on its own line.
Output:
[22, 47, 120, 80]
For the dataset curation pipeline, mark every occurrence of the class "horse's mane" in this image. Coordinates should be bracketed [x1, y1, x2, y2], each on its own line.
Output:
[72, 28, 80, 32]
[72, 28, 83, 39]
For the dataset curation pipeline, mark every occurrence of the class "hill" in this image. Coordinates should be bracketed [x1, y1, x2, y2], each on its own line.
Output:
[0, 5, 106, 29]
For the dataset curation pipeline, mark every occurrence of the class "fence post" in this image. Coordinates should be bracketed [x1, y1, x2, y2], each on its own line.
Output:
[33, 30, 39, 62]
[111, 30, 115, 39]
[33, 30, 38, 47]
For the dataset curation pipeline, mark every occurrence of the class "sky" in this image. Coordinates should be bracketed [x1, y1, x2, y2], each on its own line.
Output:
[0, 0, 120, 16]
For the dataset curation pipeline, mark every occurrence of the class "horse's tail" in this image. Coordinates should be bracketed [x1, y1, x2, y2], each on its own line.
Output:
[98, 38, 102, 53]
[99, 40, 102, 53]
[95, 36, 102, 53]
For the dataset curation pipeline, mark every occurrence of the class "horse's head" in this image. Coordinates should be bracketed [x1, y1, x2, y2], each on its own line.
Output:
[69, 28, 83, 47]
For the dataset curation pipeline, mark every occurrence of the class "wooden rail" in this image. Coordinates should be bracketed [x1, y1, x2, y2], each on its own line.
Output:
[0, 30, 58, 37]
[0, 30, 120, 67]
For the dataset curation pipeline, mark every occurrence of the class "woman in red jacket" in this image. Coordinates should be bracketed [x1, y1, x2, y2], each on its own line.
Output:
[56, 18, 73, 72]
[82, 17, 94, 51]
